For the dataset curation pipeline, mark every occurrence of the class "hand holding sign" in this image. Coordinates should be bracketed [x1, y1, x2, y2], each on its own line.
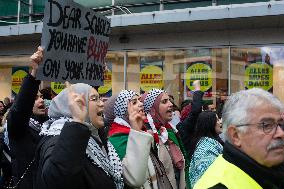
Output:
[30, 46, 44, 77]
[66, 81, 87, 123]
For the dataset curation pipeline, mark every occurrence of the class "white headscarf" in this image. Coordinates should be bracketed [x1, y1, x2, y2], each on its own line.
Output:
[40, 83, 124, 189]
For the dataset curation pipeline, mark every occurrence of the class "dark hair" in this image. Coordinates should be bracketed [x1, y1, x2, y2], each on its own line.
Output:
[40, 87, 52, 100]
[188, 111, 223, 159]
[0, 101, 6, 115]
[180, 99, 191, 111]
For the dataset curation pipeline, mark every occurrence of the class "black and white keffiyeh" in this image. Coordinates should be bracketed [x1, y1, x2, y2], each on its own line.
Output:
[143, 88, 165, 113]
[40, 118, 124, 189]
[114, 90, 138, 118]
[4, 118, 43, 149]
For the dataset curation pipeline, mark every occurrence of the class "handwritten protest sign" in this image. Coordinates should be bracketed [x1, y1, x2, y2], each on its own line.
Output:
[37, 0, 111, 85]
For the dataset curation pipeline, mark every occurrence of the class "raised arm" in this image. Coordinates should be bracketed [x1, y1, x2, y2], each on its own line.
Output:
[178, 80, 204, 133]
[7, 47, 44, 138]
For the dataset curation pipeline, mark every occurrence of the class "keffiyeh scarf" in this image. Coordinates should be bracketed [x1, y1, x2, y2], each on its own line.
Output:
[40, 117, 124, 189]
[4, 118, 43, 149]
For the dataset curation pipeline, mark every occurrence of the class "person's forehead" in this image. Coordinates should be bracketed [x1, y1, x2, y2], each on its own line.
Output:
[161, 93, 169, 99]
[131, 95, 139, 99]
[89, 88, 99, 96]
[249, 105, 281, 120]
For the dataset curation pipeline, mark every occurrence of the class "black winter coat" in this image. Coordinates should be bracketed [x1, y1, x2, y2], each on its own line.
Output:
[7, 74, 46, 189]
[177, 90, 204, 157]
[35, 122, 116, 189]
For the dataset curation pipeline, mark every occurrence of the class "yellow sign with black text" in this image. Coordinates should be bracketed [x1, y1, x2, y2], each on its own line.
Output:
[12, 70, 28, 94]
[244, 63, 273, 90]
[186, 63, 212, 91]
[140, 65, 163, 92]
[98, 71, 112, 94]
[51, 82, 65, 94]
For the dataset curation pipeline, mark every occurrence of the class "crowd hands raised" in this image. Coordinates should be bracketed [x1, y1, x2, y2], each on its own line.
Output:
[0, 47, 283, 189]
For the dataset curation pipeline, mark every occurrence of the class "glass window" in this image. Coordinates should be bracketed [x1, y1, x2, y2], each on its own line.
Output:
[230, 46, 284, 101]
[126, 48, 229, 114]
[100, 51, 125, 97]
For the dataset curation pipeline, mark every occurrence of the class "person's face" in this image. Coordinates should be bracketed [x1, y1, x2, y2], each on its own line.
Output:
[220, 94, 227, 102]
[215, 116, 222, 134]
[235, 105, 284, 167]
[129, 95, 146, 120]
[3, 98, 10, 106]
[208, 104, 216, 111]
[88, 88, 104, 129]
[32, 92, 46, 116]
[0, 103, 4, 112]
[158, 93, 173, 122]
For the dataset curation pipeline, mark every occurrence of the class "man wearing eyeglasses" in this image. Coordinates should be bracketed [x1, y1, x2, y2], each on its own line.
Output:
[194, 88, 284, 189]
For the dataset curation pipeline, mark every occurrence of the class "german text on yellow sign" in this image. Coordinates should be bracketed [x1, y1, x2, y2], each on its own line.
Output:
[51, 82, 65, 94]
[98, 71, 112, 94]
[186, 63, 212, 91]
[12, 70, 28, 94]
[244, 63, 273, 91]
[140, 65, 163, 92]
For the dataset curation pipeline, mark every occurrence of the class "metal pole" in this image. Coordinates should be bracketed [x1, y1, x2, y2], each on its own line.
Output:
[112, 0, 115, 15]
[123, 51, 128, 90]
[160, 0, 164, 11]
[29, 0, 33, 23]
[228, 46, 231, 95]
[17, 0, 21, 24]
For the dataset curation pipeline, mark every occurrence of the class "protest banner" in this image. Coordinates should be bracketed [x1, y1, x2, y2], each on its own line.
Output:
[37, 0, 111, 86]
[244, 62, 273, 91]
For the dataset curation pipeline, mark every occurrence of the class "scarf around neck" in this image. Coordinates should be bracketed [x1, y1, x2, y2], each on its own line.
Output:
[40, 117, 124, 189]
[4, 117, 44, 149]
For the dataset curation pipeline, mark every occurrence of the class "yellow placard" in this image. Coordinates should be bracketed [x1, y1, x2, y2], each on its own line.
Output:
[140, 65, 163, 92]
[244, 63, 273, 91]
[185, 63, 212, 91]
[12, 70, 28, 94]
[98, 71, 112, 94]
[51, 82, 65, 94]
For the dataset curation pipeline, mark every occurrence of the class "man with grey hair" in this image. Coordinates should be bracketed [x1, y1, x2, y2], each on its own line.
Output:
[194, 88, 284, 189]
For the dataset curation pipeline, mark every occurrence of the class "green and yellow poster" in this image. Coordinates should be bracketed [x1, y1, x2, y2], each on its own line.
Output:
[244, 62, 273, 91]
[51, 82, 65, 94]
[140, 56, 164, 92]
[12, 67, 29, 95]
[185, 62, 213, 92]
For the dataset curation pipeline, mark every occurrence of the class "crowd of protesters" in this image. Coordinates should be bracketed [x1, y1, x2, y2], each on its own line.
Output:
[0, 46, 283, 189]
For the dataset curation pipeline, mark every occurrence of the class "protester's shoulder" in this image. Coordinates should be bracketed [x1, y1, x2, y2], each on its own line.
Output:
[200, 137, 221, 146]
[40, 135, 59, 151]
[208, 183, 228, 189]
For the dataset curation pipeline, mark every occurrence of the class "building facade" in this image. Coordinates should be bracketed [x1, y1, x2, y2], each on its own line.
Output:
[1, 0, 284, 107]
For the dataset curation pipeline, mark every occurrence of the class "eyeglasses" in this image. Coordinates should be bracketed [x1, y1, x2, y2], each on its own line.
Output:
[89, 95, 102, 102]
[235, 121, 284, 134]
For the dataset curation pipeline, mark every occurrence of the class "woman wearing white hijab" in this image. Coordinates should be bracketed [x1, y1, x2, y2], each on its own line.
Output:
[107, 90, 156, 189]
[35, 82, 123, 189]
